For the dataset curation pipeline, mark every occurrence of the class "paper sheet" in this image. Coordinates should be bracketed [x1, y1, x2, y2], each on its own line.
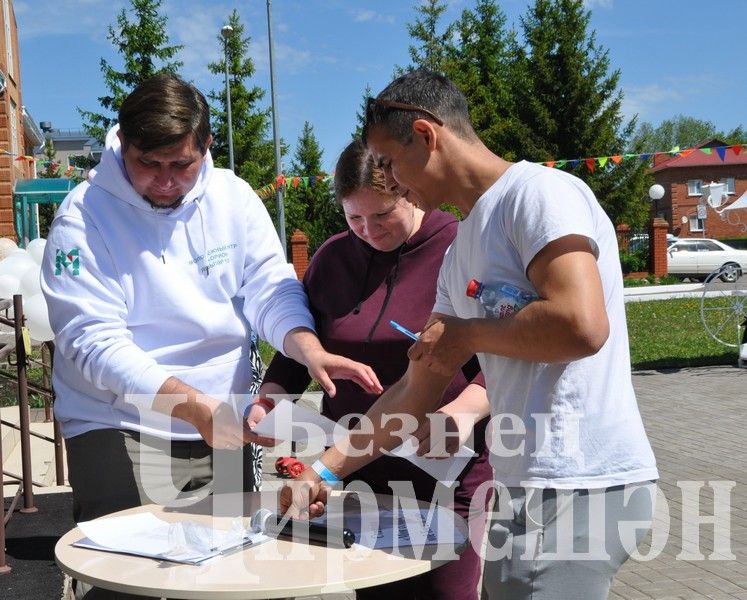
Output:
[74, 512, 269, 564]
[252, 400, 474, 485]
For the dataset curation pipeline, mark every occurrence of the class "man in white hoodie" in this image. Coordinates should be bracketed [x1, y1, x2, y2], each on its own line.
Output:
[40, 73, 381, 555]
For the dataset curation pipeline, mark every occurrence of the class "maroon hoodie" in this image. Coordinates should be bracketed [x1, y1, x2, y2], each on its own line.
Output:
[263, 210, 492, 512]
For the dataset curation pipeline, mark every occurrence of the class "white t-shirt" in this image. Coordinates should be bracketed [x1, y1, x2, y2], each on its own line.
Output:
[433, 161, 658, 489]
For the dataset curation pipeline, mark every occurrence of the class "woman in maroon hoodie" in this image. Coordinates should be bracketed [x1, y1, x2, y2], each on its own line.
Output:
[250, 138, 492, 600]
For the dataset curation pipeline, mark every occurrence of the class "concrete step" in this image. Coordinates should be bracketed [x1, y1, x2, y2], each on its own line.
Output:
[2, 405, 66, 493]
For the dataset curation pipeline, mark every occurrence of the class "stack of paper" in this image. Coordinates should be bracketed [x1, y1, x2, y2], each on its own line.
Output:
[73, 513, 269, 564]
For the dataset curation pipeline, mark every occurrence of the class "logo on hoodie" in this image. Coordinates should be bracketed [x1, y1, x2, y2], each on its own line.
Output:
[55, 248, 80, 276]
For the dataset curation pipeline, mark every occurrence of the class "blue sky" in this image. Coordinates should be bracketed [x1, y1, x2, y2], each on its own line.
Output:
[15, 0, 747, 177]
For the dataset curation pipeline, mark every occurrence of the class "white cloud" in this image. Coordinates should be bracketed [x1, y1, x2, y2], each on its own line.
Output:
[16, 0, 127, 40]
[349, 8, 395, 25]
[621, 82, 684, 124]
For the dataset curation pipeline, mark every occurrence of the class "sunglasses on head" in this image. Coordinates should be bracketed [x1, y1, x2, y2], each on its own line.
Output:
[366, 97, 444, 126]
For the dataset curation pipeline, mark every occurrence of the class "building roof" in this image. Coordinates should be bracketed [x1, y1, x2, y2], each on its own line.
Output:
[651, 138, 747, 172]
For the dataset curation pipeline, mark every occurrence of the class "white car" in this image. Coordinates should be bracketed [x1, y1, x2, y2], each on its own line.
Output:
[667, 238, 747, 282]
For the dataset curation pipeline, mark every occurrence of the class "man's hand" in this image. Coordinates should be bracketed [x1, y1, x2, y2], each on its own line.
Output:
[188, 396, 255, 450]
[279, 470, 329, 519]
[244, 402, 281, 446]
[154, 377, 253, 450]
[407, 314, 474, 376]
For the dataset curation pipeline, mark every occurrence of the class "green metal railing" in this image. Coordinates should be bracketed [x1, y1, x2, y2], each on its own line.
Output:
[12, 179, 75, 247]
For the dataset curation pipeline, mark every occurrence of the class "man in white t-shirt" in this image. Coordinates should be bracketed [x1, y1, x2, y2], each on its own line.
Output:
[282, 69, 658, 600]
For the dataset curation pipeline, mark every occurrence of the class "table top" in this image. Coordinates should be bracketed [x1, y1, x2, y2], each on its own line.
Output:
[55, 491, 469, 599]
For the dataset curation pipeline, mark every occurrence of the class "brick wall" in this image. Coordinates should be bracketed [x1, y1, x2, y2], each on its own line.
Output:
[290, 229, 309, 280]
[662, 165, 747, 240]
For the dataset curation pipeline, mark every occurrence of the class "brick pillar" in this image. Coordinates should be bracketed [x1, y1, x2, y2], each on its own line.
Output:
[290, 229, 309, 280]
[648, 217, 670, 277]
[616, 223, 630, 251]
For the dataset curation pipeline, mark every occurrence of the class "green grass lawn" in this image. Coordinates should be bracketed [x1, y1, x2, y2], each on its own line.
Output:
[625, 297, 740, 370]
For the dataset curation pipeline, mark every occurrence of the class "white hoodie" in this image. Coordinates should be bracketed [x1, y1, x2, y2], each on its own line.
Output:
[41, 126, 314, 439]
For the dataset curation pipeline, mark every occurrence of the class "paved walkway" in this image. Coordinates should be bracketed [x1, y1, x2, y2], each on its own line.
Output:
[262, 365, 747, 600]
[610, 365, 747, 599]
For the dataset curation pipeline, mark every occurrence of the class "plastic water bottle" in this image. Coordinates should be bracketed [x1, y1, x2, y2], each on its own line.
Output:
[466, 279, 537, 318]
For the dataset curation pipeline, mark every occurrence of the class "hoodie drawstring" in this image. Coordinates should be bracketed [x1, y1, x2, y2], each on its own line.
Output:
[195, 200, 210, 277]
[364, 243, 406, 344]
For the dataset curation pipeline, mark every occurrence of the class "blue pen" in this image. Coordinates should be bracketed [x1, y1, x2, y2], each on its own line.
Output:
[389, 320, 419, 341]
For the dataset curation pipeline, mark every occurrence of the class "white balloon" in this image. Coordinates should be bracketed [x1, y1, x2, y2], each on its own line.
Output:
[0, 274, 20, 299]
[0, 237, 18, 260]
[24, 294, 54, 342]
[20, 266, 42, 297]
[27, 238, 47, 265]
[0, 255, 36, 279]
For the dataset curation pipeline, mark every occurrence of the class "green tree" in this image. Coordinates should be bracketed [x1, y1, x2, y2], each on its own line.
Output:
[78, 0, 183, 143]
[444, 0, 517, 158]
[633, 115, 745, 152]
[352, 84, 373, 140]
[405, 0, 453, 73]
[284, 122, 345, 255]
[208, 9, 276, 190]
[513, 0, 648, 226]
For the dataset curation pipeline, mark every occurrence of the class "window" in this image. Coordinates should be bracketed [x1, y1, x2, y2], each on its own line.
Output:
[689, 216, 704, 232]
[720, 177, 736, 194]
[687, 180, 703, 196]
[698, 241, 721, 251]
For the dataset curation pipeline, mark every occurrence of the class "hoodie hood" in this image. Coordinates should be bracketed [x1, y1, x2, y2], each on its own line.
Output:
[88, 124, 214, 214]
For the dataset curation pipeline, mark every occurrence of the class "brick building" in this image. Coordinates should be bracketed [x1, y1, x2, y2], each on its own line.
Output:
[651, 139, 747, 241]
[0, 0, 40, 240]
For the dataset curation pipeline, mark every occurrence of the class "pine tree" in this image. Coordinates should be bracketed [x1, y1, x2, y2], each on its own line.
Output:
[208, 9, 276, 191]
[514, 0, 647, 226]
[405, 0, 453, 73]
[78, 0, 183, 143]
[285, 122, 345, 254]
[444, 0, 517, 158]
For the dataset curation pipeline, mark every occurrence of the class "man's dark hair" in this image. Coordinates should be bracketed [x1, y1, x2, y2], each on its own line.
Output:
[333, 138, 392, 205]
[118, 73, 211, 153]
[362, 69, 476, 145]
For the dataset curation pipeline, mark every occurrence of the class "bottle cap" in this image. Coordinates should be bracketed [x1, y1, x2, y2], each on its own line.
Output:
[465, 279, 481, 298]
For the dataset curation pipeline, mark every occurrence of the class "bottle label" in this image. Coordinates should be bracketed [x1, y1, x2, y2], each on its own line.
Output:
[478, 282, 537, 318]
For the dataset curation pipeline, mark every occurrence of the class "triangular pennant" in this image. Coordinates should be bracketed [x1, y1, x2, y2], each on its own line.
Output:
[292, 176, 300, 188]
[732, 144, 743, 156]
[276, 174, 286, 187]
[679, 149, 694, 158]
[623, 153, 636, 161]
[598, 157, 608, 168]
[669, 145, 680, 154]
[310, 176, 317, 187]
[569, 159, 581, 168]
[700, 148, 712, 155]
[715, 146, 727, 161]
[610, 155, 622, 164]
[585, 158, 595, 173]
[545, 161, 556, 168]
[555, 159, 567, 168]
[640, 153, 651, 162]
[302, 177, 309, 188]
